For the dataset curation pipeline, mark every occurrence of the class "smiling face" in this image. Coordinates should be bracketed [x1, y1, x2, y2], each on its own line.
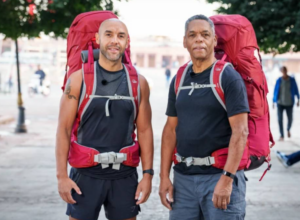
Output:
[95, 19, 129, 62]
[183, 19, 217, 61]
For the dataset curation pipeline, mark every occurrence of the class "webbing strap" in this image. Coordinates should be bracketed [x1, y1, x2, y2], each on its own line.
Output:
[175, 153, 215, 167]
[259, 161, 272, 181]
[89, 94, 134, 117]
[179, 82, 216, 95]
[94, 152, 127, 170]
[124, 64, 139, 121]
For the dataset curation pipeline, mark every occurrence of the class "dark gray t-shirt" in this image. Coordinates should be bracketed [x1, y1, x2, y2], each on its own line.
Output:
[278, 77, 293, 106]
[166, 64, 249, 175]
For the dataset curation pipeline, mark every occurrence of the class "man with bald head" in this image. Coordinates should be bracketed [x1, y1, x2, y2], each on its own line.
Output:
[56, 18, 154, 220]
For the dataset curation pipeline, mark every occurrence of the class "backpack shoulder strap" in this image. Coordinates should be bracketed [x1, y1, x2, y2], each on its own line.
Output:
[124, 64, 139, 121]
[210, 60, 233, 111]
[72, 60, 96, 140]
[175, 61, 192, 97]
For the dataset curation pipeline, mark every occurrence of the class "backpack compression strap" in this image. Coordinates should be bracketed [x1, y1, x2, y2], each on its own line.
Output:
[124, 63, 140, 140]
[124, 64, 139, 121]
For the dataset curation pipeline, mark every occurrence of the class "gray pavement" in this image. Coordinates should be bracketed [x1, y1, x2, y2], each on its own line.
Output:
[0, 68, 300, 220]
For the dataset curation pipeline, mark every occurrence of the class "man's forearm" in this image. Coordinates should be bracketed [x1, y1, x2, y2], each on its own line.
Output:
[138, 127, 154, 172]
[56, 128, 71, 179]
[160, 126, 176, 178]
[223, 130, 248, 174]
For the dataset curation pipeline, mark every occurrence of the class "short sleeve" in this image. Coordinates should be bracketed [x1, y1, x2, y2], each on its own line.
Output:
[222, 67, 250, 117]
[166, 76, 177, 117]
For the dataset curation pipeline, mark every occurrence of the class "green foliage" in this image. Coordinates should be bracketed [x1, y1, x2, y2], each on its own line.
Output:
[0, 0, 121, 40]
[207, 0, 300, 54]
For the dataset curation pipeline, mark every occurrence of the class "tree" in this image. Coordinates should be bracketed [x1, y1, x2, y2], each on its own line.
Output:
[0, 0, 121, 132]
[0, 0, 121, 39]
[206, 0, 300, 54]
[40, 0, 120, 38]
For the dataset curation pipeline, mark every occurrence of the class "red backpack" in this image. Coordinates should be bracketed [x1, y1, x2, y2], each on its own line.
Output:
[63, 11, 140, 169]
[173, 15, 275, 180]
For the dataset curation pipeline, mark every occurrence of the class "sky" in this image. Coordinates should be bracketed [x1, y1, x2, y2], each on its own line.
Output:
[113, 0, 220, 41]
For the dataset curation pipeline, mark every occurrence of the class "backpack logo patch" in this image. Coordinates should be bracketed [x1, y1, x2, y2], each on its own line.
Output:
[216, 68, 221, 71]
[132, 80, 138, 84]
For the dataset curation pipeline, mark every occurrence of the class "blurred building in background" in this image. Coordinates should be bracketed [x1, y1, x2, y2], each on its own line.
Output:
[1, 35, 300, 92]
[130, 35, 190, 68]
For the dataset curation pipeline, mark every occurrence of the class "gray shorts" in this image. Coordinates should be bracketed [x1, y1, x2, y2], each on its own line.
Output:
[170, 170, 246, 220]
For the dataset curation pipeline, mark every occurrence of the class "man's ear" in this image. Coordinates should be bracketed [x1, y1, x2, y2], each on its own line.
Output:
[125, 36, 129, 49]
[95, 32, 100, 44]
[214, 34, 218, 47]
[183, 36, 187, 48]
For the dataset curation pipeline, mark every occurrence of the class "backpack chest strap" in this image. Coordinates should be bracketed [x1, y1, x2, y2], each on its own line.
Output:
[89, 94, 134, 117]
[179, 82, 216, 95]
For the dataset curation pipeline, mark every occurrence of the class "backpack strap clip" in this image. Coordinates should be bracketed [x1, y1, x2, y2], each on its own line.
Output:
[86, 41, 94, 73]
[175, 153, 215, 167]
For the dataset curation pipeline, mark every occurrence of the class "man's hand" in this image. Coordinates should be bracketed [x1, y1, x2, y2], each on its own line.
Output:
[273, 103, 275, 109]
[297, 101, 299, 107]
[58, 176, 82, 204]
[159, 177, 174, 210]
[135, 175, 152, 205]
[212, 175, 233, 210]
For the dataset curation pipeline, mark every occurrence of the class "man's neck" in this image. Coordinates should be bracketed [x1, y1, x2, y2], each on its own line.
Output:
[191, 56, 216, 74]
[98, 55, 123, 72]
[282, 75, 289, 80]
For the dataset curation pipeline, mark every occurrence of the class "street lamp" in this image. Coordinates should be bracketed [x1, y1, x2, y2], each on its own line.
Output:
[15, 39, 27, 133]
[14, 0, 36, 133]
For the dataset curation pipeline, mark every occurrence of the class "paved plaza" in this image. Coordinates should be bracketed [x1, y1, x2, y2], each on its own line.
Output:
[0, 68, 300, 220]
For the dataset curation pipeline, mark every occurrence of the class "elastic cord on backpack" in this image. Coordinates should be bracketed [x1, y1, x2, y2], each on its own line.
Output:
[87, 41, 94, 73]
[259, 162, 272, 181]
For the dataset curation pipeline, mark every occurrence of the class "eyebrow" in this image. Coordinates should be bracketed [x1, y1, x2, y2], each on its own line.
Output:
[188, 30, 210, 34]
[104, 30, 126, 35]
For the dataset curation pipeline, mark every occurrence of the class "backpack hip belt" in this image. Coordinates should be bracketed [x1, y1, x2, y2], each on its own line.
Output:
[175, 153, 215, 167]
[68, 140, 140, 169]
[174, 142, 250, 170]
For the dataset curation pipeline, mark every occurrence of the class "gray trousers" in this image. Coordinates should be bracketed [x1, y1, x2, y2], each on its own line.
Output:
[170, 170, 246, 220]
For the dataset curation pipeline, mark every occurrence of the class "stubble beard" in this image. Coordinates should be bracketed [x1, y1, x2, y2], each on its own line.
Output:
[100, 47, 124, 62]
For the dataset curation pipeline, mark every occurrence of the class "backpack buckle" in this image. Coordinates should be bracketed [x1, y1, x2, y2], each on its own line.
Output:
[185, 157, 194, 167]
[175, 153, 183, 163]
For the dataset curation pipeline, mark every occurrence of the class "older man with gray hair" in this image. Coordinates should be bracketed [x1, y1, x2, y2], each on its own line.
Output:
[159, 14, 249, 220]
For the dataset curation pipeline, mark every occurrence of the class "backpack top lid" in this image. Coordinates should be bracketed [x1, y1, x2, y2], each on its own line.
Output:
[210, 14, 259, 60]
[66, 11, 132, 77]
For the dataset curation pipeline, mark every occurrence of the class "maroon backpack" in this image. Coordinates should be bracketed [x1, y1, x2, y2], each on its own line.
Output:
[63, 11, 140, 169]
[173, 15, 275, 180]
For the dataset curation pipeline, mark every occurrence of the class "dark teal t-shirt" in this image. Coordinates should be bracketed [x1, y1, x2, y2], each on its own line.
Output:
[76, 63, 136, 180]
